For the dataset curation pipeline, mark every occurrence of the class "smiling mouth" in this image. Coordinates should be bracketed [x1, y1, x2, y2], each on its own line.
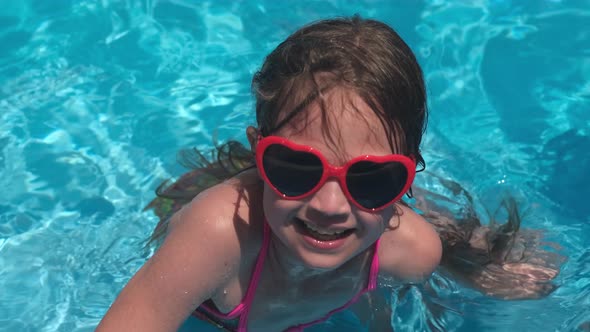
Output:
[294, 217, 355, 241]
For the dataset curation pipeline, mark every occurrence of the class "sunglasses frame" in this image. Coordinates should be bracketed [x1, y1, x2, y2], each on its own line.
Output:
[255, 135, 416, 212]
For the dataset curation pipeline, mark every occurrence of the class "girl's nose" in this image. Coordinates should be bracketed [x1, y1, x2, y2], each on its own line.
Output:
[306, 179, 351, 217]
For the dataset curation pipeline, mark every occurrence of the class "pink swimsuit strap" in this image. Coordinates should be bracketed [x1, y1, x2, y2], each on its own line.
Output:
[197, 222, 271, 325]
[236, 223, 271, 331]
[198, 222, 381, 332]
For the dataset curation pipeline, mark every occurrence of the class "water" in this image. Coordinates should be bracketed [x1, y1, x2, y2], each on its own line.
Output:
[0, 1, 588, 331]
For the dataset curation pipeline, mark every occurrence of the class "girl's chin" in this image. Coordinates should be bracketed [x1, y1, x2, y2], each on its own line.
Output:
[295, 252, 351, 271]
[291, 239, 360, 271]
[270, 220, 369, 270]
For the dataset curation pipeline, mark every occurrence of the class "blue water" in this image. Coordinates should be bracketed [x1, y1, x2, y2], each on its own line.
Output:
[1, 1, 588, 331]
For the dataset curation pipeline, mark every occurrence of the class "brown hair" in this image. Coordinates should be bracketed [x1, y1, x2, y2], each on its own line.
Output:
[254, 15, 428, 168]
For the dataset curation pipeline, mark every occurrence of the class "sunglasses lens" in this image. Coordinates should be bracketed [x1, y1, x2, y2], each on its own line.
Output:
[346, 161, 408, 209]
[262, 144, 323, 197]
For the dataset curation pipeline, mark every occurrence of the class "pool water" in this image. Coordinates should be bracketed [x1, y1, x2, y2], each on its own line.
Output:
[1, 1, 588, 331]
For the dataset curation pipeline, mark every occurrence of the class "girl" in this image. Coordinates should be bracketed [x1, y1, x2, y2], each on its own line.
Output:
[98, 16, 562, 331]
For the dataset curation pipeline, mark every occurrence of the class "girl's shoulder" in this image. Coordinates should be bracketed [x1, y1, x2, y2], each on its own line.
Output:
[163, 168, 266, 289]
[377, 204, 442, 283]
[169, 168, 265, 234]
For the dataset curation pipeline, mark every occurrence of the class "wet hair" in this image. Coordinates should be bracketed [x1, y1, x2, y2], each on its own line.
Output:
[147, 16, 428, 244]
[254, 15, 428, 169]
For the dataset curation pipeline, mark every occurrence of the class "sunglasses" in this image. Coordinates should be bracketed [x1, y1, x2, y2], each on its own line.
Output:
[255, 136, 416, 211]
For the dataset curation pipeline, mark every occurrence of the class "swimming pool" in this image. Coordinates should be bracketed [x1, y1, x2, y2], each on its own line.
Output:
[1, 0, 588, 331]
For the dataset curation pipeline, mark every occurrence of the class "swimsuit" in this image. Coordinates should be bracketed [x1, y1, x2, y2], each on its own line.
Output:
[193, 222, 381, 331]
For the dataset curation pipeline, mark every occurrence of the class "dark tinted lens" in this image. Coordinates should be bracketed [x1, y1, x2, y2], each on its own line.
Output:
[346, 161, 408, 209]
[262, 144, 323, 197]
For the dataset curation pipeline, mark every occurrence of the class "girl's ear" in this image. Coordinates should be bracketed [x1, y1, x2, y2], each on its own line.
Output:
[246, 126, 258, 152]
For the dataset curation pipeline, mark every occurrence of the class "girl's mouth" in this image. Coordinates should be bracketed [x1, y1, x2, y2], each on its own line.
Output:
[294, 217, 355, 242]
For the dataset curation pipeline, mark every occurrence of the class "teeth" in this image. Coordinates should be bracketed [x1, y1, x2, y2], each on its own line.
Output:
[302, 220, 346, 235]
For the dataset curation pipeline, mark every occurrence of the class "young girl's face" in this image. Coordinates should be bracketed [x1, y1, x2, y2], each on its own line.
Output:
[259, 88, 398, 270]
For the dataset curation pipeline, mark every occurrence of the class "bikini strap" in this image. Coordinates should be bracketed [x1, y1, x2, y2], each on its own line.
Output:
[236, 222, 271, 331]
[368, 238, 381, 291]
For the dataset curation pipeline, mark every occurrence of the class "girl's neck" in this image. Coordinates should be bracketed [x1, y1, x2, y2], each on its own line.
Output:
[266, 233, 374, 286]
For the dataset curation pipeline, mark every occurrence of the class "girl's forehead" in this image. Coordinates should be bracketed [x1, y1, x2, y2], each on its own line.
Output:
[275, 89, 391, 163]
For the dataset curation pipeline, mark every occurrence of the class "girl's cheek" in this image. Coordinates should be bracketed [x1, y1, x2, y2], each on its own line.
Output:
[262, 186, 301, 219]
[358, 207, 395, 231]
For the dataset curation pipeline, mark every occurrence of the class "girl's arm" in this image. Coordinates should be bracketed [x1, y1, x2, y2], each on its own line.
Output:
[97, 185, 247, 331]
